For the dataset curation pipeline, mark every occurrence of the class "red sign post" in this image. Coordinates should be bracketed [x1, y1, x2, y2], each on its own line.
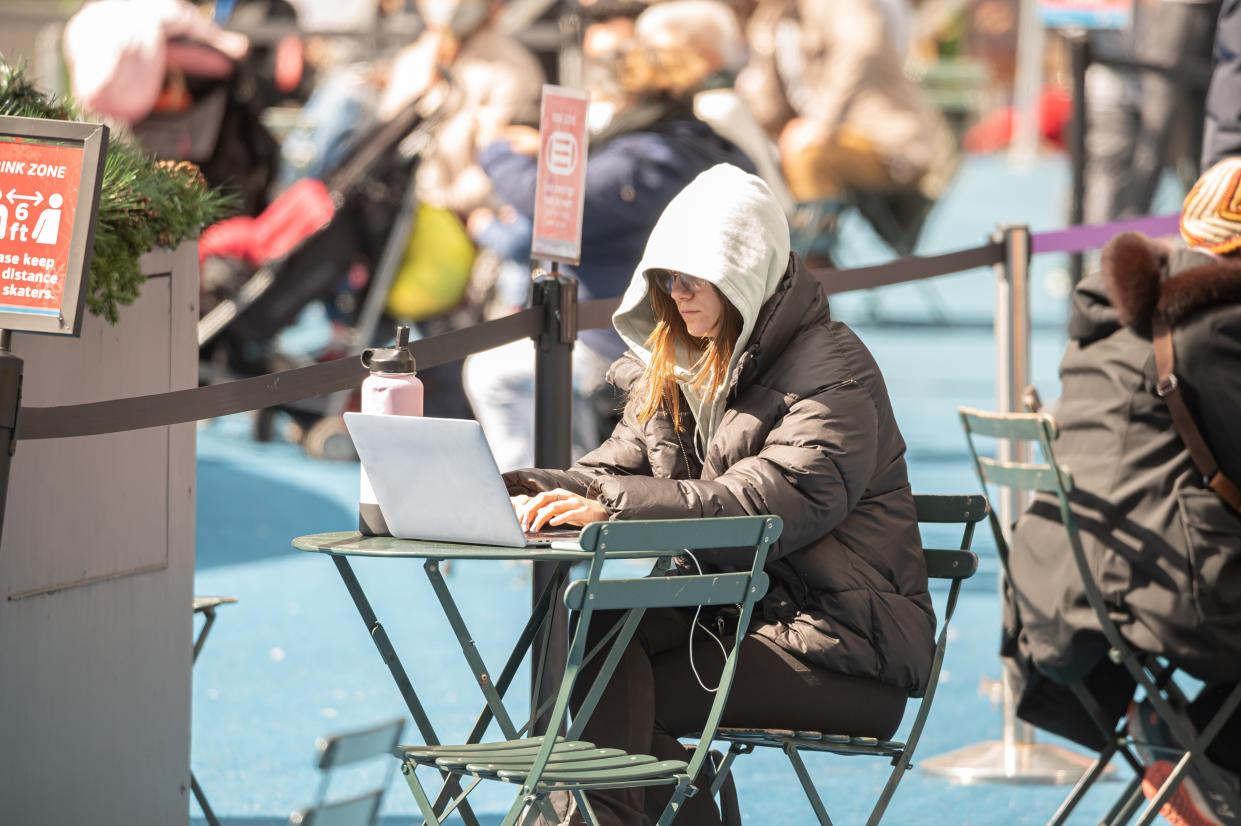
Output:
[0, 117, 107, 337]
[531, 85, 590, 265]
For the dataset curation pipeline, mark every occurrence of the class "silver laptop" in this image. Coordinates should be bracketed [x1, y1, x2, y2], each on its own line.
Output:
[343, 412, 579, 548]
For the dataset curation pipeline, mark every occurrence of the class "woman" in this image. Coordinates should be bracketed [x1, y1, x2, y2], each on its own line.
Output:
[506, 164, 934, 826]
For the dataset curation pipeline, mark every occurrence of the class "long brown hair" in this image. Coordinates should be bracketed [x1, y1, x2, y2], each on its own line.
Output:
[634, 275, 743, 429]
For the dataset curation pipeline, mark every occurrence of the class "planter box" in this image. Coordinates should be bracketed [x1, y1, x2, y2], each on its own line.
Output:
[0, 244, 198, 825]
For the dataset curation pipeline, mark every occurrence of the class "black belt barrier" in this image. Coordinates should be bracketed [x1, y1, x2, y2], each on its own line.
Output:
[18, 307, 543, 440]
[18, 238, 1007, 440]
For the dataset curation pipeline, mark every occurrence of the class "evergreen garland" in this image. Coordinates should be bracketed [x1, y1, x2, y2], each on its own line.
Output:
[1, 60, 233, 323]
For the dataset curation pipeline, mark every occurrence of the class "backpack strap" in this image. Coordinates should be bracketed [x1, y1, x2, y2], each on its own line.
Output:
[1152, 314, 1241, 512]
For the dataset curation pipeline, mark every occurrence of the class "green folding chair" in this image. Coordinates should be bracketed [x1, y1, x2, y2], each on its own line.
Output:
[959, 406, 1241, 826]
[288, 717, 406, 826]
[697, 493, 984, 826]
[393, 515, 781, 826]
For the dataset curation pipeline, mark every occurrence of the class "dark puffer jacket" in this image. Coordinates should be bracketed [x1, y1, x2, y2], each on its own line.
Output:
[1005, 232, 1241, 698]
[506, 256, 936, 696]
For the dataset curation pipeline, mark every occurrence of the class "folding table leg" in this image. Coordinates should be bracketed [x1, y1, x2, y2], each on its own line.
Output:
[424, 560, 522, 738]
[330, 556, 482, 826]
[461, 562, 562, 742]
[190, 771, 221, 826]
[423, 560, 562, 825]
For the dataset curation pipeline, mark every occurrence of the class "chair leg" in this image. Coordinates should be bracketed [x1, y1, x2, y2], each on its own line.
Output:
[1046, 749, 1116, 826]
[499, 791, 536, 826]
[573, 789, 604, 826]
[1131, 752, 1196, 826]
[1102, 776, 1146, 826]
[709, 745, 746, 796]
[785, 744, 834, 826]
[654, 780, 698, 826]
[401, 761, 446, 826]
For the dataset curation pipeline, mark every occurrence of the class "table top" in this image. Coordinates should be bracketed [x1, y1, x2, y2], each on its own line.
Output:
[292, 531, 683, 562]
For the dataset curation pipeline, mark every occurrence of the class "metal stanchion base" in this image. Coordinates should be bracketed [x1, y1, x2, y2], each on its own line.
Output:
[920, 740, 1115, 785]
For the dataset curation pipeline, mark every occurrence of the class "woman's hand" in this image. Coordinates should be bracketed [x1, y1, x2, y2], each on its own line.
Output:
[511, 489, 608, 531]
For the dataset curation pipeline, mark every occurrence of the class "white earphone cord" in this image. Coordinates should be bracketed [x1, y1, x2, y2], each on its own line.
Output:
[684, 549, 730, 693]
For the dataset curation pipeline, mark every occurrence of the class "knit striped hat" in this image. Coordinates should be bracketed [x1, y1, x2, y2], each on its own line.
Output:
[1181, 157, 1241, 255]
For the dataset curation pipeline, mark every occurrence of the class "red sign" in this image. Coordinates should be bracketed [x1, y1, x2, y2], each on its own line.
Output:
[531, 85, 590, 265]
[0, 138, 85, 319]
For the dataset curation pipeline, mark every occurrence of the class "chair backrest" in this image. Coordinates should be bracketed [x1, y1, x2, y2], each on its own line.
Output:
[527, 516, 780, 804]
[915, 493, 986, 585]
[288, 717, 405, 826]
[564, 516, 779, 613]
[957, 405, 1131, 657]
[958, 406, 1076, 562]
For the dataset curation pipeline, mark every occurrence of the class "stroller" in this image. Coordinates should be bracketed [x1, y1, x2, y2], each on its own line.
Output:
[63, 0, 302, 218]
[196, 94, 450, 457]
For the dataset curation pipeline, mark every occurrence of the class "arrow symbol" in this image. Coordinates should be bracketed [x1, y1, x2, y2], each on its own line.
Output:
[6, 190, 43, 205]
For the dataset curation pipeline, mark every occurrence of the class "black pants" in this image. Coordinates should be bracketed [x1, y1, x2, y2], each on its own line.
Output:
[566, 607, 908, 826]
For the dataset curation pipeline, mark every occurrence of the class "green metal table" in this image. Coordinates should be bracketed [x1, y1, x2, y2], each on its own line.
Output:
[293, 531, 681, 826]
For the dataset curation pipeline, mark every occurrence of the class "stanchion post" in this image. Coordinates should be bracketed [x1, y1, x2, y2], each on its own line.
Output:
[1068, 31, 1090, 286]
[0, 330, 22, 545]
[921, 225, 1103, 784]
[530, 268, 577, 735]
[533, 268, 576, 470]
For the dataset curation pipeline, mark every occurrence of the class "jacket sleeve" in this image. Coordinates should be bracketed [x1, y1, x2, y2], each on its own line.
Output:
[503, 413, 654, 499]
[589, 382, 879, 559]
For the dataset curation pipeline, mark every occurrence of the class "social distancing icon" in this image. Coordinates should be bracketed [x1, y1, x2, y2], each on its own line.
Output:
[33, 193, 63, 245]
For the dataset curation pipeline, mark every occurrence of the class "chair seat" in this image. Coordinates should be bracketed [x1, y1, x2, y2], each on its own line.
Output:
[398, 736, 690, 789]
[714, 727, 904, 757]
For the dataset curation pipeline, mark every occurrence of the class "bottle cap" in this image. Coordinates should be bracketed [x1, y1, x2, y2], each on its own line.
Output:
[361, 325, 417, 374]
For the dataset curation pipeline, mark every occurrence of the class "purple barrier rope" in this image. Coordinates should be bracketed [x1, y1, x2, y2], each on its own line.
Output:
[1030, 213, 1180, 255]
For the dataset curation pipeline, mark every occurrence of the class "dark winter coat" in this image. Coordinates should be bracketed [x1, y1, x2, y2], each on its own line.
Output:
[506, 255, 936, 696]
[1003, 232, 1241, 741]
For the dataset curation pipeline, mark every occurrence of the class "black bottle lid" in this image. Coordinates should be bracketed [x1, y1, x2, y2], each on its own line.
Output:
[361, 325, 417, 374]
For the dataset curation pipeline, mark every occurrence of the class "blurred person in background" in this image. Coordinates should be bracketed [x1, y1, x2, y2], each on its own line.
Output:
[1081, 0, 1219, 223]
[378, 0, 545, 218]
[735, 0, 958, 250]
[64, 0, 291, 216]
[1203, 0, 1241, 168]
[461, 0, 758, 471]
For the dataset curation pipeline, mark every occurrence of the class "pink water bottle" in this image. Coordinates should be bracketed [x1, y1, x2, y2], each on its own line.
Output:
[358, 325, 423, 536]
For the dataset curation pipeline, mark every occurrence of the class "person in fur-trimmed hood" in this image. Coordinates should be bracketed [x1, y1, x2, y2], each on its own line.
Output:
[1003, 158, 1241, 824]
[505, 163, 931, 826]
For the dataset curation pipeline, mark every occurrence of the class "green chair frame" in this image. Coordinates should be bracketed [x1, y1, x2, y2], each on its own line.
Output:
[959, 405, 1241, 826]
[699, 493, 985, 826]
[394, 515, 781, 826]
[289, 716, 406, 826]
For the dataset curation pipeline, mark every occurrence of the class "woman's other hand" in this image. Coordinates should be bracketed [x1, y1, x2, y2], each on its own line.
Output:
[511, 489, 608, 531]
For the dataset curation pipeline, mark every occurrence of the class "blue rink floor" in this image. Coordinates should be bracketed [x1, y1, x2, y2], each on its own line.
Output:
[190, 154, 1185, 825]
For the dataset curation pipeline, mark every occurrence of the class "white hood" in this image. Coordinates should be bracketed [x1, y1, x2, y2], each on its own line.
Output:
[612, 163, 791, 451]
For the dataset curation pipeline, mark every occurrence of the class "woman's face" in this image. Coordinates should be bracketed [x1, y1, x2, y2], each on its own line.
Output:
[663, 271, 723, 338]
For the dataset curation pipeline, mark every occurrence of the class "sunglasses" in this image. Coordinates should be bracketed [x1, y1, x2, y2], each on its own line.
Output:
[651, 270, 708, 294]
